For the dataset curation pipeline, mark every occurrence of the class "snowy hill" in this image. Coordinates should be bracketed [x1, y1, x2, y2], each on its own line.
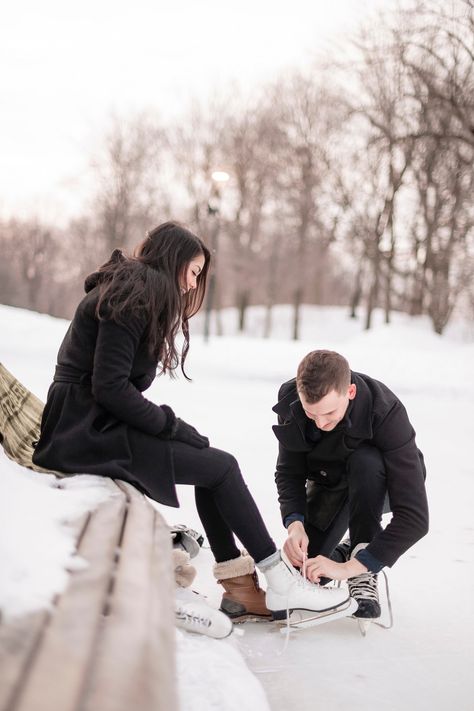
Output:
[1, 303, 473, 711]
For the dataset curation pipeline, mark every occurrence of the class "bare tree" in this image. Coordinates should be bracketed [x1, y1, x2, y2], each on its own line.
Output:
[169, 98, 231, 336]
[399, 0, 474, 149]
[90, 112, 168, 257]
[271, 71, 345, 339]
[221, 97, 282, 331]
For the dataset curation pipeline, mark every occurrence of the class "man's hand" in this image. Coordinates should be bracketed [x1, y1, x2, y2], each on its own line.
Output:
[305, 555, 369, 583]
[283, 521, 309, 567]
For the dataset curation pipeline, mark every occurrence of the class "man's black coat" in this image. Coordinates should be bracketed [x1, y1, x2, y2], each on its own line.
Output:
[272, 374, 429, 568]
[33, 270, 179, 507]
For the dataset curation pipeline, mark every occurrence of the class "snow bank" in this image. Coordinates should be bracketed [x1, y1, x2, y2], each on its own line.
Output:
[176, 628, 270, 711]
[0, 453, 112, 620]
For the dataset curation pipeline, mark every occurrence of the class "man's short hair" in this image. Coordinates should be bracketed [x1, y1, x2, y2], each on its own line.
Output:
[296, 350, 351, 403]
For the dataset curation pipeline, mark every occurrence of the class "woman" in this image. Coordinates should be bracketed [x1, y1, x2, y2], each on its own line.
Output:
[33, 221, 350, 626]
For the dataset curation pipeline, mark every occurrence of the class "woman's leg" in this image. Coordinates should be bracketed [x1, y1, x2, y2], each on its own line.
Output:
[172, 443, 352, 622]
[171, 442, 276, 563]
[194, 486, 240, 562]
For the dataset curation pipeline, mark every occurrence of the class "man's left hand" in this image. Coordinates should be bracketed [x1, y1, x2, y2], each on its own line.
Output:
[305, 555, 348, 583]
[305, 555, 369, 583]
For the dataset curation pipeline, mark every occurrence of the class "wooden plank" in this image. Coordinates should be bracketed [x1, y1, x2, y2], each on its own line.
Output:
[0, 612, 49, 711]
[11, 480, 127, 711]
[0, 510, 90, 711]
[82, 481, 178, 711]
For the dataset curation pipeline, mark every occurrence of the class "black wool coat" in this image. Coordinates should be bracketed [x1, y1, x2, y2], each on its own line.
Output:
[273, 373, 429, 568]
[33, 272, 179, 507]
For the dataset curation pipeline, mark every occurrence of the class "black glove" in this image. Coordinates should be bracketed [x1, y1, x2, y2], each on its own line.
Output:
[159, 405, 209, 449]
[170, 418, 209, 448]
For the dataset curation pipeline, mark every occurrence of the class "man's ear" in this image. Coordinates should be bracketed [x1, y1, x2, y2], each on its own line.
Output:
[348, 383, 357, 400]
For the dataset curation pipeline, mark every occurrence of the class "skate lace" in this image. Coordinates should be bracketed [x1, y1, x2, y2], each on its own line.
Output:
[279, 552, 311, 655]
[293, 556, 328, 594]
[348, 573, 378, 602]
[175, 605, 212, 629]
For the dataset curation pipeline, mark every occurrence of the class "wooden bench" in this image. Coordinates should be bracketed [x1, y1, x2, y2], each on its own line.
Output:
[0, 478, 178, 711]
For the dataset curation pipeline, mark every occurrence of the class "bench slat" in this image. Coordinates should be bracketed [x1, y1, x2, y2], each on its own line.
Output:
[11, 481, 127, 711]
[82, 481, 177, 711]
[0, 611, 49, 711]
[0, 511, 90, 711]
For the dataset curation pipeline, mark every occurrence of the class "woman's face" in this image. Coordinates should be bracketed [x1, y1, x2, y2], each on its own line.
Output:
[180, 253, 206, 294]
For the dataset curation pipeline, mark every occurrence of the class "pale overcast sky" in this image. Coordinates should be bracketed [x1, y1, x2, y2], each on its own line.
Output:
[1, 0, 387, 221]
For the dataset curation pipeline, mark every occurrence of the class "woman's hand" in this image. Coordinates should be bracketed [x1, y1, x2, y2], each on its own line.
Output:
[283, 521, 309, 567]
[159, 405, 209, 448]
[305, 555, 368, 583]
[171, 418, 209, 448]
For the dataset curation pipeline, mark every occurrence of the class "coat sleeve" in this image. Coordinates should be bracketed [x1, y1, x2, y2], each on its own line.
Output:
[273, 381, 308, 524]
[91, 313, 169, 436]
[367, 401, 429, 567]
[274, 442, 308, 524]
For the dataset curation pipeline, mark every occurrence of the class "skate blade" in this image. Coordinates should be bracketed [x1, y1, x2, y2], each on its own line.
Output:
[352, 615, 390, 635]
[357, 619, 371, 636]
[231, 614, 273, 624]
[278, 598, 358, 631]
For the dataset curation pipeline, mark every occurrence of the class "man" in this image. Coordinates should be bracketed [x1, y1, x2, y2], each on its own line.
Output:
[272, 349, 429, 619]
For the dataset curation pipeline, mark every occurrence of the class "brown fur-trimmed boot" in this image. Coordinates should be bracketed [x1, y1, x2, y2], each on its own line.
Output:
[213, 552, 271, 621]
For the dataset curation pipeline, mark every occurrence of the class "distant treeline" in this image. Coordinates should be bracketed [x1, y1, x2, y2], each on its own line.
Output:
[1, 0, 473, 336]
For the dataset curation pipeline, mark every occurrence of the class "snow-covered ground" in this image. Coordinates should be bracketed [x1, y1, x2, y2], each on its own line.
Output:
[1, 303, 473, 711]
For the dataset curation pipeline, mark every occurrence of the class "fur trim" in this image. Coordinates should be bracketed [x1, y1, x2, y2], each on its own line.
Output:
[173, 549, 196, 588]
[213, 551, 255, 580]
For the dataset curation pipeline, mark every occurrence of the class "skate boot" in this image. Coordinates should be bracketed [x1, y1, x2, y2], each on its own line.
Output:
[263, 552, 356, 626]
[213, 552, 272, 621]
[348, 543, 381, 619]
[175, 588, 233, 639]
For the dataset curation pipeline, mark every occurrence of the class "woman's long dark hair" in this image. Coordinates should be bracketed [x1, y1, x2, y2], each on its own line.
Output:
[90, 222, 210, 378]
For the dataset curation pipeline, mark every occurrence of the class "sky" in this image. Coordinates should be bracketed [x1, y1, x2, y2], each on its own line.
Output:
[1, 0, 388, 222]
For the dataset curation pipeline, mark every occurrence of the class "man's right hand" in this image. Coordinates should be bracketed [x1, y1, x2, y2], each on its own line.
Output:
[283, 521, 309, 567]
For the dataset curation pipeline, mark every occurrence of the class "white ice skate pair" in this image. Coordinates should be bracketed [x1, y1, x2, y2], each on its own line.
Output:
[264, 552, 358, 630]
[175, 588, 233, 639]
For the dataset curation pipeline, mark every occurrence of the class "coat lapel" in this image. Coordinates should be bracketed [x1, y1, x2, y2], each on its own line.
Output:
[272, 381, 312, 451]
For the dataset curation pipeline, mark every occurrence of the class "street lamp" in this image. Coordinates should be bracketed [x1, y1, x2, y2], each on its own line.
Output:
[203, 170, 229, 342]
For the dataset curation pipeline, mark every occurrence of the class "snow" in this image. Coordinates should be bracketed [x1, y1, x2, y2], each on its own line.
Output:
[0, 458, 112, 619]
[1, 302, 473, 711]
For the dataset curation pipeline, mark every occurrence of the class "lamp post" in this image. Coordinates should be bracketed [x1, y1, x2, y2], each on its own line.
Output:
[203, 170, 229, 342]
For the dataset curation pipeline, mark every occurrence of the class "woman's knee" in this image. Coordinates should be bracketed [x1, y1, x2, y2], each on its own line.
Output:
[206, 447, 241, 486]
[220, 450, 241, 479]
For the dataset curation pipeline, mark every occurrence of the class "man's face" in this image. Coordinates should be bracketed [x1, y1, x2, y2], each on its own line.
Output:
[299, 384, 357, 432]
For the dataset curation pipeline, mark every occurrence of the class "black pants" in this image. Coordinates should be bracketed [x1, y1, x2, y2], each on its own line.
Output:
[171, 442, 277, 564]
[305, 445, 389, 559]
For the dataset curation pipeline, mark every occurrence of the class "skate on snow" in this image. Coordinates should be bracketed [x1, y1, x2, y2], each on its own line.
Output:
[344, 543, 394, 636]
[348, 569, 381, 636]
[175, 588, 233, 639]
[265, 552, 358, 630]
[347, 569, 393, 636]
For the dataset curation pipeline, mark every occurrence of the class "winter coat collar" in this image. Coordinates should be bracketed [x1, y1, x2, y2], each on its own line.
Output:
[84, 249, 126, 293]
[272, 372, 374, 442]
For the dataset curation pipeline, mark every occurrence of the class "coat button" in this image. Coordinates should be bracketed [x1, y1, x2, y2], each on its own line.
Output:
[320, 470, 327, 477]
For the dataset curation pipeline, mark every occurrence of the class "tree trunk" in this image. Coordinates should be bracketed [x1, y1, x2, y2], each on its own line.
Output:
[292, 286, 303, 340]
[263, 304, 273, 339]
[237, 291, 249, 333]
[349, 262, 364, 319]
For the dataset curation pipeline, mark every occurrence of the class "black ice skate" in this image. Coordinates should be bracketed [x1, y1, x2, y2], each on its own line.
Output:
[348, 571, 381, 619]
[347, 543, 393, 636]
